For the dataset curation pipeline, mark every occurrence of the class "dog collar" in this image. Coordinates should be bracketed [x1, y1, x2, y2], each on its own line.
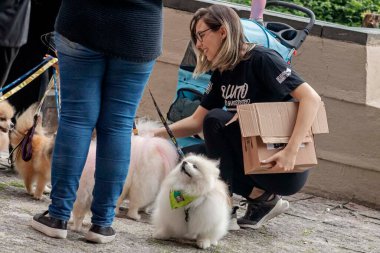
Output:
[169, 190, 197, 209]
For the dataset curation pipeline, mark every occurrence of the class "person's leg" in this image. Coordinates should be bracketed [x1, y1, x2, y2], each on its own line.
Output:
[203, 110, 309, 229]
[250, 0, 267, 23]
[237, 170, 310, 229]
[86, 58, 155, 243]
[0, 47, 20, 88]
[249, 171, 309, 197]
[202, 108, 252, 194]
[31, 33, 104, 238]
[202, 109, 252, 230]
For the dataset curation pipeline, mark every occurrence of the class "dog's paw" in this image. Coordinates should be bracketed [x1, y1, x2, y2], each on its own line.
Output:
[43, 185, 51, 194]
[153, 229, 171, 240]
[33, 194, 43, 200]
[127, 210, 141, 221]
[143, 206, 153, 214]
[197, 239, 211, 249]
[211, 240, 218, 246]
[69, 223, 82, 232]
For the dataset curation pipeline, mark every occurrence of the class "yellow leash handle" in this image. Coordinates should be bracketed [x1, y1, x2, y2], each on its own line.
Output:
[0, 57, 58, 102]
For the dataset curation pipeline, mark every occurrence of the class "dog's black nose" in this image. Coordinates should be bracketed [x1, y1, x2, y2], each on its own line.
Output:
[181, 161, 192, 178]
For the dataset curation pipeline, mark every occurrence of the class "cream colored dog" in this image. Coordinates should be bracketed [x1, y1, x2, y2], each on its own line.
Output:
[152, 154, 230, 249]
[71, 120, 178, 231]
[0, 101, 15, 153]
[10, 104, 54, 200]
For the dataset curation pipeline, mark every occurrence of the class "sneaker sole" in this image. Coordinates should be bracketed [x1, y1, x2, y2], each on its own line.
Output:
[31, 220, 67, 239]
[239, 199, 290, 229]
[85, 231, 116, 244]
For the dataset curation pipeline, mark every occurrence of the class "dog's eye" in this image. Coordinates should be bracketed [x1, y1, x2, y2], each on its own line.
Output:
[193, 164, 198, 170]
[0, 117, 6, 121]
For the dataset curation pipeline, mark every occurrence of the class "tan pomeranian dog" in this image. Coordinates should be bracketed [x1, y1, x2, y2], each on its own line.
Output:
[0, 101, 15, 154]
[70, 119, 178, 232]
[152, 154, 230, 249]
[10, 103, 54, 200]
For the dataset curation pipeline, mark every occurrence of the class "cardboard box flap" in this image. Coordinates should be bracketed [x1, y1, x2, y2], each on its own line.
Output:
[236, 104, 261, 137]
[237, 101, 329, 138]
[311, 102, 329, 134]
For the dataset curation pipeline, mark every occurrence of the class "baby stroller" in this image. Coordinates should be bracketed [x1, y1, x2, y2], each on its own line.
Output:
[166, 1, 315, 148]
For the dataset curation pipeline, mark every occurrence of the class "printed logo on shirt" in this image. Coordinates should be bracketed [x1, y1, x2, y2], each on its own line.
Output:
[205, 82, 213, 94]
[276, 68, 292, 84]
[221, 83, 250, 108]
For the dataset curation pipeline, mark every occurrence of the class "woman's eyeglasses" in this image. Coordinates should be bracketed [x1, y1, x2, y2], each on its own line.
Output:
[195, 28, 212, 42]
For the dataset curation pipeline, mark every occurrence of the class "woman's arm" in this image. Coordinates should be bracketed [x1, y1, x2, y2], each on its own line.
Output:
[262, 82, 321, 171]
[153, 106, 209, 139]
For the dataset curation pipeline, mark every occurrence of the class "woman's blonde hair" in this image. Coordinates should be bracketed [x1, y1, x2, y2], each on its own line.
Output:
[190, 5, 252, 76]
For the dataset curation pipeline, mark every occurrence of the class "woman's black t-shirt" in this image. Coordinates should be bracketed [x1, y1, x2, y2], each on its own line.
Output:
[200, 46, 305, 112]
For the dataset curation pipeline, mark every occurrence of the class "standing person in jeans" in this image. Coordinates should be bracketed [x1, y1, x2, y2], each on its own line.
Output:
[153, 4, 321, 230]
[31, 0, 162, 243]
[0, 0, 31, 88]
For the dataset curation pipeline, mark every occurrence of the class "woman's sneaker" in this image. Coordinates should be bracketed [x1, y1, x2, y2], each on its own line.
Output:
[31, 211, 68, 239]
[85, 224, 116, 244]
[237, 193, 289, 229]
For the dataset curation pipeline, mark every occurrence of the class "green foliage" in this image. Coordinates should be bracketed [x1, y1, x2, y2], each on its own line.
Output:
[227, 0, 380, 26]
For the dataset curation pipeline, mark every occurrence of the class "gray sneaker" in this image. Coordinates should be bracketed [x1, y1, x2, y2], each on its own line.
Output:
[31, 211, 68, 239]
[85, 224, 116, 244]
[237, 193, 289, 229]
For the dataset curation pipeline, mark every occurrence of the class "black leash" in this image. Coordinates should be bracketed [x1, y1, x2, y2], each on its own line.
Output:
[148, 89, 185, 159]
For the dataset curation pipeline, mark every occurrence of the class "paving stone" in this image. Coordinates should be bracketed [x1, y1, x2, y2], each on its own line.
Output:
[1, 163, 379, 253]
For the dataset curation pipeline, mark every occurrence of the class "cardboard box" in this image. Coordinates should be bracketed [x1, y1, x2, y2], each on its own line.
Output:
[236, 101, 329, 174]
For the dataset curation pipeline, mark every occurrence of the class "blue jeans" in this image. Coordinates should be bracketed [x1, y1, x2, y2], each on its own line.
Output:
[48, 33, 155, 226]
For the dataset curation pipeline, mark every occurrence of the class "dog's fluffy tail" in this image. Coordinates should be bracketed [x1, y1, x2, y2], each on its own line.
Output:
[135, 118, 162, 136]
[10, 103, 42, 148]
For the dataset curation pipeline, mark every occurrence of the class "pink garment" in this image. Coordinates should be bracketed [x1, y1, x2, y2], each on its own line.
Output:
[250, 0, 266, 20]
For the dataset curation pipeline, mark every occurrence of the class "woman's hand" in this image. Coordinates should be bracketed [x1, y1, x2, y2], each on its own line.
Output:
[261, 147, 298, 171]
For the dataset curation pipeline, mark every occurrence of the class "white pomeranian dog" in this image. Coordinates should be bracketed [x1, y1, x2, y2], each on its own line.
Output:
[152, 154, 230, 249]
[70, 119, 178, 231]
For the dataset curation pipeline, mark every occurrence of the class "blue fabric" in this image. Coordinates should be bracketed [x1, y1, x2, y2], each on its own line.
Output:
[176, 68, 211, 95]
[177, 137, 204, 148]
[48, 33, 155, 226]
[241, 19, 294, 63]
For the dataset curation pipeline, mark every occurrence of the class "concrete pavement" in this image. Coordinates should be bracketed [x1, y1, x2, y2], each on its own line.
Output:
[1, 161, 379, 253]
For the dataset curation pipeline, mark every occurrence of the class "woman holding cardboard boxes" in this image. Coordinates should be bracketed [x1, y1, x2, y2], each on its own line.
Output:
[153, 4, 321, 230]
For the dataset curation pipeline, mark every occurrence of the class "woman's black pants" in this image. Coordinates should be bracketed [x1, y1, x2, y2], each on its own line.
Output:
[183, 108, 309, 199]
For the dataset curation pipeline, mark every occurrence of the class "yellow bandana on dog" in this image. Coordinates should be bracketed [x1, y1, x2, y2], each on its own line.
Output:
[169, 190, 197, 209]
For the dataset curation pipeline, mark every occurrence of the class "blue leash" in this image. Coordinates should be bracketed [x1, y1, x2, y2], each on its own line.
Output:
[53, 68, 60, 119]
[0, 56, 54, 94]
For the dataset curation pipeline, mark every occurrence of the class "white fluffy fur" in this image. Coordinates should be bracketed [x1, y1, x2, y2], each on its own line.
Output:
[152, 154, 230, 249]
[0, 101, 15, 152]
[71, 119, 178, 231]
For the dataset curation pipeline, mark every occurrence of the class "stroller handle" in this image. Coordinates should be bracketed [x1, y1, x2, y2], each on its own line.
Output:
[265, 1, 315, 49]
[266, 1, 315, 34]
